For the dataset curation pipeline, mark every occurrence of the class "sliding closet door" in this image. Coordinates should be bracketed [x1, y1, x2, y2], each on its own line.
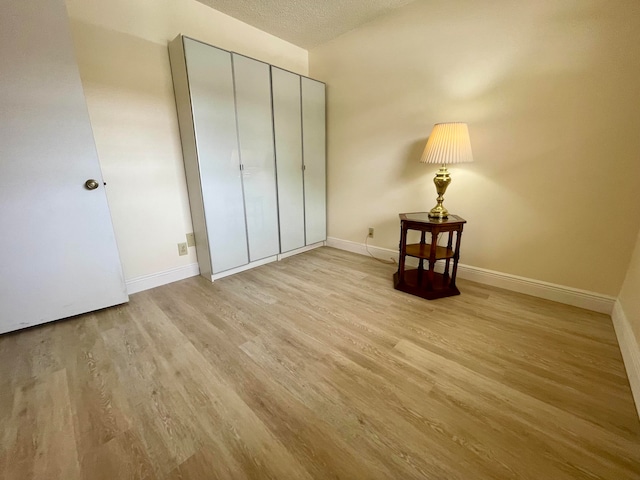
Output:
[271, 67, 305, 252]
[183, 38, 248, 274]
[301, 77, 327, 245]
[232, 54, 280, 261]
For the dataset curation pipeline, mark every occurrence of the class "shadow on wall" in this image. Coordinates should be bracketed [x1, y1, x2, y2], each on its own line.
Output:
[68, 19, 194, 279]
[397, 138, 428, 184]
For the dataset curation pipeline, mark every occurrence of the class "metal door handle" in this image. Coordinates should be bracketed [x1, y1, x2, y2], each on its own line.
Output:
[85, 179, 99, 190]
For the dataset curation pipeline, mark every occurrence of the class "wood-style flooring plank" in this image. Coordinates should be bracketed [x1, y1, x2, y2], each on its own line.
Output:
[1, 369, 81, 480]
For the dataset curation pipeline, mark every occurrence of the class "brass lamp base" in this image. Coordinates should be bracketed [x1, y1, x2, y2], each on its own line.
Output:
[428, 204, 449, 219]
[428, 165, 451, 219]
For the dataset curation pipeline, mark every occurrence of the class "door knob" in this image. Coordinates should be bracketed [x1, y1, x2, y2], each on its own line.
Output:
[85, 179, 99, 190]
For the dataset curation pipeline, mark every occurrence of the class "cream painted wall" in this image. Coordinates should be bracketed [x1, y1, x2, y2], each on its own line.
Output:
[619, 232, 640, 345]
[310, 0, 640, 296]
[63, 0, 308, 281]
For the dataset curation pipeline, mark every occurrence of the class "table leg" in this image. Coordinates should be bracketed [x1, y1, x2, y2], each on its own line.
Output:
[417, 231, 426, 286]
[427, 231, 437, 290]
[444, 231, 453, 284]
[397, 224, 408, 285]
[451, 229, 463, 289]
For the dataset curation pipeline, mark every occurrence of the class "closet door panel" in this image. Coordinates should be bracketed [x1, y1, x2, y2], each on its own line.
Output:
[232, 54, 280, 261]
[301, 77, 327, 245]
[184, 38, 248, 273]
[271, 67, 305, 252]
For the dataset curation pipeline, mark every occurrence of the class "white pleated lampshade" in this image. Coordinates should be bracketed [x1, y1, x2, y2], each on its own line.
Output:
[420, 122, 474, 165]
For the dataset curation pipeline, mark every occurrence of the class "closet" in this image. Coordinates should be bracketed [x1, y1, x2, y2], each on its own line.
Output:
[169, 35, 326, 280]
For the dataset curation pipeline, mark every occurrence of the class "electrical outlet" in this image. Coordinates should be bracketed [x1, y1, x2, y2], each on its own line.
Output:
[186, 232, 195, 247]
[178, 242, 188, 256]
[368, 227, 374, 238]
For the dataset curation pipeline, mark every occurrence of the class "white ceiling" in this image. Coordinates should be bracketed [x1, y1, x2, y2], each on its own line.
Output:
[197, 0, 416, 49]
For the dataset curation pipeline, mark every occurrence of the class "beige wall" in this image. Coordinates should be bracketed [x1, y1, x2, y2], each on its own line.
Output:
[64, 0, 308, 281]
[310, 0, 640, 295]
[619, 232, 640, 345]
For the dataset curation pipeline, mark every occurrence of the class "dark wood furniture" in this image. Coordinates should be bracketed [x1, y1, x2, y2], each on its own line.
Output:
[394, 213, 466, 300]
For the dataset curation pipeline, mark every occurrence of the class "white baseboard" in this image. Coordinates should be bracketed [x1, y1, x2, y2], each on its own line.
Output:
[326, 237, 615, 314]
[124, 242, 327, 294]
[126, 263, 200, 295]
[611, 301, 640, 419]
[327, 237, 398, 262]
[453, 264, 615, 314]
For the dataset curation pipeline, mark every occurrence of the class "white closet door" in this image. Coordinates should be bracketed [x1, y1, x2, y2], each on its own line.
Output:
[232, 54, 280, 261]
[271, 67, 305, 253]
[183, 39, 248, 274]
[301, 77, 327, 245]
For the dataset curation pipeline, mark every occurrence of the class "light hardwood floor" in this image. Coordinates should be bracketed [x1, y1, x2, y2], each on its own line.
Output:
[1, 247, 639, 479]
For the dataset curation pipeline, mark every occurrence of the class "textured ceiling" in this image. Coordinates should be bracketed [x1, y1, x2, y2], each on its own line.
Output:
[197, 0, 416, 48]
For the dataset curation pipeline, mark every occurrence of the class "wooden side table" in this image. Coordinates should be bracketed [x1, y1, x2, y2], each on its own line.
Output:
[393, 213, 466, 300]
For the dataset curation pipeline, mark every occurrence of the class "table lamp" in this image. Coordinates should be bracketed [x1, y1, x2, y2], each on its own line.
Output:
[420, 122, 474, 219]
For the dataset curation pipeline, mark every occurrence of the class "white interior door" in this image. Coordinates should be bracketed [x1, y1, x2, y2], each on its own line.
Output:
[0, 0, 128, 334]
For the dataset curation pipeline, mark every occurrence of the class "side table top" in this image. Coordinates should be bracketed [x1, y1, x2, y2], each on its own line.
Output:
[399, 213, 466, 225]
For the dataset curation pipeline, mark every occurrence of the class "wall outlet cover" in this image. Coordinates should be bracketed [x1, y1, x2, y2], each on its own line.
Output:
[178, 242, 188, 256]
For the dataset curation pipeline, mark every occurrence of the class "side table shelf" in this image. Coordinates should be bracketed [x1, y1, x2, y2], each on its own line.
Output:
[405, 243, 454, 260]
[394, 213, 466, 300]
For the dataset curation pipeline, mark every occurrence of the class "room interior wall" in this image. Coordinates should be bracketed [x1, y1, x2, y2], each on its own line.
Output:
[63, 0, 308, 284]
[309, 0, 640, 296]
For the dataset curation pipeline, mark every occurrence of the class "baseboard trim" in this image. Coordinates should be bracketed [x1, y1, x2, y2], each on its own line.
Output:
[453, 264, 615, 314]
[124, 242, 328, 294]
[327, 237, 398, 262]
[326, 237, 615, 314]
[611, 301, 640, 419]
[126, 263, 200, 295]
